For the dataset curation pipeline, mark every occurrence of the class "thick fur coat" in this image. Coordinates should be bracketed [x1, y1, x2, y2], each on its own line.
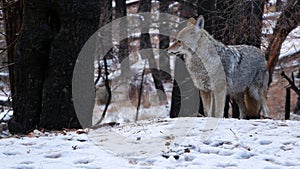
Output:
[168, 16, 269, 119]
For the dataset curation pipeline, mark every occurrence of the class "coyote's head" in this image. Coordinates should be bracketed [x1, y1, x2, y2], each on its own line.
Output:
[167, 16, 205, 55]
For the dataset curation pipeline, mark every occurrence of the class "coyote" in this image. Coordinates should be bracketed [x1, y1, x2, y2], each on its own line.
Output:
[167, 16, 269, 119]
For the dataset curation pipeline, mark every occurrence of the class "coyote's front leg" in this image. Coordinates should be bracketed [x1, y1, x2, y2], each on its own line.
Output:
[200, 90, 212, 117]
[213, 89, 226, 118]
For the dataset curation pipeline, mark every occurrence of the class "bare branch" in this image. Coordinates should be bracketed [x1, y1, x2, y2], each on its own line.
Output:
[281, 71, 300, 96]
[95, 56, 112, 125]
[0, 63, 14, 70]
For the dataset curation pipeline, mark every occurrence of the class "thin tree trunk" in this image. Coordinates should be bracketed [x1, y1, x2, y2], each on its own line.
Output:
[285, 87, 290, 120]
[2, 0, 23, 119]
[170, 55, 201, 117]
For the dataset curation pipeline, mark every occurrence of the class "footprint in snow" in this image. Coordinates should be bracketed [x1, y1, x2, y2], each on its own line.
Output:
[3, 151, 20, 156]
[10, 166, 34, 169]
[44, 152, 62, 159]
[19, 161, 34, 165]
[258, 140, 272, 145]
[74, 158, 95, 165]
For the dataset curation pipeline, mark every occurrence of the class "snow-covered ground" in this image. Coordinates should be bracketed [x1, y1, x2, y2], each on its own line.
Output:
[0, 117, 300, 169]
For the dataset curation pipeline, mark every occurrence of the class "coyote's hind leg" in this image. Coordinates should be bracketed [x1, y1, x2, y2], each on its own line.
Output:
[233, 92, 247, 119]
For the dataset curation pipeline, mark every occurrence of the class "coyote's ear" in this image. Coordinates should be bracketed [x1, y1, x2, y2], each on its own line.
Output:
[187, 18, 196, 26]
[195, 15, 205, 30]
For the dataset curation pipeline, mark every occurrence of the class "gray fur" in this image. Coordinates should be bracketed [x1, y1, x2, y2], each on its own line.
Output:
[168, 16, 269, 119]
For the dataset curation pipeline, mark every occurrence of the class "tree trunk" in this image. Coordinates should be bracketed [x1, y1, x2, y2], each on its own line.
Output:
[9, 0, 101, 133]
[159, 0, 171, 81]
[170, 55, 201, 117]
[139, 0, 167, 104]
[115, 0, 129, 74]
[285, 87, 291, 120]
[266, 0, 300, 85]
[1, 0, 23, 114]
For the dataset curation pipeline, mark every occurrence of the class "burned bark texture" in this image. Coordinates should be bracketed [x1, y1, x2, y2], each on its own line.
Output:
[159, 0, 171, 81]
[9, 0, 101, 133]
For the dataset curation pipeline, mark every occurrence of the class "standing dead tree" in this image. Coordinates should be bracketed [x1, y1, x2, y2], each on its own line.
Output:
[281, 71, 300, 118]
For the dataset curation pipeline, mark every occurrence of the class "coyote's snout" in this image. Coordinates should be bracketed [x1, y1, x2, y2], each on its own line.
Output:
[168, 16, 269, 119]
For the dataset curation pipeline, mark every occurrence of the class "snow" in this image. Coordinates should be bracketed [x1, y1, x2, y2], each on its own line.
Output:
[1, 117, 300, 168]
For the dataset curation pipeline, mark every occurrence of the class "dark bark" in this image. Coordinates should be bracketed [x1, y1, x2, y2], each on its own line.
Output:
[159, 0, 171, 81]
[115, 0, 129, 74]
[9, 0, 101, 133]
[285, 87, 291, 120]
[170, 55, 200, 118]
[294, 97, 300, 114]
[2, 0, 23, 115]
[281, 71, 300, 96]
[139, 0, 167, 104]
[281, 71, 300, 116]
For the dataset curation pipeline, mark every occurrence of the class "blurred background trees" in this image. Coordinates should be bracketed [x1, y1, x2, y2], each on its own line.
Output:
[0, 0, 299, 133]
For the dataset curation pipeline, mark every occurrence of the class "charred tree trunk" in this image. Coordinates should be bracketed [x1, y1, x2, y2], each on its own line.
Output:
[295, 97, 300, 115]
[115, 0, 129, 75]
[285, 87, 291, 120]
[170, 55, 201, 117]
[266, 0, 300, 85]
[159, 0, 171, 81]
[9, 0, 101, 133]
[139, 0, 167, 104]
